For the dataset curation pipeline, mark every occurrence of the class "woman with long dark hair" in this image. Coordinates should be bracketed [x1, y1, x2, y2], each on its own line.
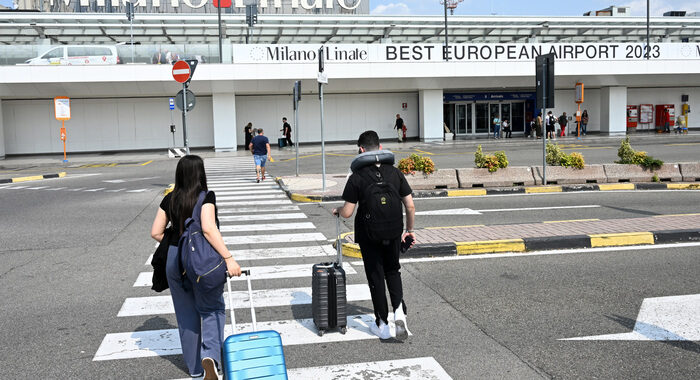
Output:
[151, 155, 241, 379]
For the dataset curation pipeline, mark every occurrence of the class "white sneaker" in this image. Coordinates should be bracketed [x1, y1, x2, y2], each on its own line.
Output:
[393, 303, 410, 341]
[369, 320, 392, 340]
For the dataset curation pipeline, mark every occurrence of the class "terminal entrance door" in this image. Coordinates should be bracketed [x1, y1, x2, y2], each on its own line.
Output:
[454, 104, 473, 136]
[479, 102, 526, 134]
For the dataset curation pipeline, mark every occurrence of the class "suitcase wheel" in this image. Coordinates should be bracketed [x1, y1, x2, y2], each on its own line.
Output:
[340, 327, 347, 334]
[317, 329, 325, 337]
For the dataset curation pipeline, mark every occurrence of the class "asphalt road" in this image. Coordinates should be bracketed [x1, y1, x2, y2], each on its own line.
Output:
[0, 157, 698, 379]
[266, 134, 700, 178]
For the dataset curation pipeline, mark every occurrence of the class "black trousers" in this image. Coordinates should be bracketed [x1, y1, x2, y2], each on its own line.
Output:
[285, 135, 294, 146]
[359, 238, 406, 326]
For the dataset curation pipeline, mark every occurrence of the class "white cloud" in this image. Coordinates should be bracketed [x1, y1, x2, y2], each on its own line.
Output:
[371, 2, 412, 15]
[620, 0, 700, 16]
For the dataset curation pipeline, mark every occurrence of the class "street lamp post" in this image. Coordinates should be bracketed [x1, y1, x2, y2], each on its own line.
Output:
[440, 0, 463, 61]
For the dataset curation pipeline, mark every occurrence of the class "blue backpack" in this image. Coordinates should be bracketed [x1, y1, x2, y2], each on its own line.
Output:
[178, 191, 227, 292]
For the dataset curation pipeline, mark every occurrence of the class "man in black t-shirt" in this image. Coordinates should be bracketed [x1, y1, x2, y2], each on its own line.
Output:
[333, 130, 416, 341]
[281, 117, 293, 147]
[394, 114, 405, 142]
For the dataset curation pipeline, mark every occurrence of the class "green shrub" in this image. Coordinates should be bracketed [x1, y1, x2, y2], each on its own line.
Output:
[616, 137, 664, 169]
[652, 174, 660, 182]
[547, 143, 585, 169]
[474, 145, 508, 172]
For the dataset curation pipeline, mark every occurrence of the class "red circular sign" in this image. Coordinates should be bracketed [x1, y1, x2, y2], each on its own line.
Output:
[172, 60, 191, 83]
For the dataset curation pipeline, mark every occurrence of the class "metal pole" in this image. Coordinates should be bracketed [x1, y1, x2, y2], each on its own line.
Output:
[218, 3, 223, 63]
[130, 18, 134, 64]
[541, 61, 547, 186]
[246, 27, 249, 44]
[170, 108, 175, 147]
[295, 101, 300, 177]
[319, 82, 326, 192]
[646, 0, 650, 59]
[444, 1, 449, 61]
[182, 83, 190, 155]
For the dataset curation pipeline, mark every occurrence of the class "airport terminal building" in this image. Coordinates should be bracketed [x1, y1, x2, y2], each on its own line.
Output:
[0, 2, 699, 158]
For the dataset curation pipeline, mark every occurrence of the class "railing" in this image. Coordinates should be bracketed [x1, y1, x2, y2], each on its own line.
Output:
[0, 44, 224, 66]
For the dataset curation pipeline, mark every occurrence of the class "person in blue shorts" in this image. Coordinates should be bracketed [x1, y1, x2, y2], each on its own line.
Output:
[249, 128, 272, 183]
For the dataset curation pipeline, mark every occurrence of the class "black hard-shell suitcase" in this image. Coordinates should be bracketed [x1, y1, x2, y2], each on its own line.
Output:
[278, 137, 286, 148]
[311, 215, 348, 336]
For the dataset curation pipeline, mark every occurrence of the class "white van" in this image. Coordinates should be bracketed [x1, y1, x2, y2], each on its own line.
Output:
[25, 45, 121, 65]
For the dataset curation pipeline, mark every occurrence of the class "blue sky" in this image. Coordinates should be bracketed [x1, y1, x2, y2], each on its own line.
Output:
[1, 0, 697, 15]
[370, 0, 699, 16]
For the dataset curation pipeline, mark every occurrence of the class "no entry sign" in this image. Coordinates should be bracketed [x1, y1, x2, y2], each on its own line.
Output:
[172, 60, 191, 83]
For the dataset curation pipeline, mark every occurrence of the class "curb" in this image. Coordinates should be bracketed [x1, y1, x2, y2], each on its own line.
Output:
[0, 172, 66, 184]
[287, 182, 700, 203]
[340, 229, 700, 258]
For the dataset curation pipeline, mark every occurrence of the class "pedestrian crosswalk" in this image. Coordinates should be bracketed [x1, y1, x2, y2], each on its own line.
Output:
[94, 156, 452, 379]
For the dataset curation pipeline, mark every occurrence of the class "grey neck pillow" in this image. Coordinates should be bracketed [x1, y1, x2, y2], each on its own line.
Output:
[350, 150, 395, 173]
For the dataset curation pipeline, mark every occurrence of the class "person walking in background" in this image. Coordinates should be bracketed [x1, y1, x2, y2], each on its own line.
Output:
[535, 114, 543, 139]
[546, 111, 556, 139]
[492, 114, 501, 139]
[395, 114, 405, 142]
[558, 112, 568, 137]
[333, 130, 416, 341]
[581, 110, 589, 136]
[150, 155, 242, 379]
[249, 129, 272, 183]
[663, 108, 671, 133]
[502, 118, 512, 138]
[244, 122, 253, 151]
[281, 117, 294, 147]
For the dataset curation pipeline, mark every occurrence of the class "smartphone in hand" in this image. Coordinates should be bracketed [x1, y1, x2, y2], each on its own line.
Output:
[400, 235, 414, 253]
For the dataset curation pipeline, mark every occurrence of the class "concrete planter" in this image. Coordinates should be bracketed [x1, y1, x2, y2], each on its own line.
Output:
[405, 169, 459, 190]
[533, 164, 606, 185]
[603, 163, 683, 183]
[457, 167, 536, 188]
[679, 163, 700, 182]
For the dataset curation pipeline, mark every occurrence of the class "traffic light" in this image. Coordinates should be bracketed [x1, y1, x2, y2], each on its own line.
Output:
[125, 2, 134, 22]
[246, 4, 258, 27]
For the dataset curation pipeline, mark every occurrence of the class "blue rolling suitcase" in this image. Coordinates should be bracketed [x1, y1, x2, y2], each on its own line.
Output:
[223, 270, 288, 380]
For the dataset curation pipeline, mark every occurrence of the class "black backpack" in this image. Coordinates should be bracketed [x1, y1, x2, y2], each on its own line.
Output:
[358, 166, 404, 242]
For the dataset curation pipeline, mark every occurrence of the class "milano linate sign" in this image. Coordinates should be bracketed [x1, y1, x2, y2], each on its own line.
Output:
[48, 0, 362, 10]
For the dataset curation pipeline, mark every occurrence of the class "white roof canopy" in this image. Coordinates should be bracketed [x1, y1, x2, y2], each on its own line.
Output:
[1, 12, 699, 45]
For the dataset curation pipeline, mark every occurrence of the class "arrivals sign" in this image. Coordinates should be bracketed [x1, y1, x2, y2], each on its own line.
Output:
[234, 43, 700, 64]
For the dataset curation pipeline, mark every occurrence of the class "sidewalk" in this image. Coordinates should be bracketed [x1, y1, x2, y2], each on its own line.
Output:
[340, 214, 700, 258]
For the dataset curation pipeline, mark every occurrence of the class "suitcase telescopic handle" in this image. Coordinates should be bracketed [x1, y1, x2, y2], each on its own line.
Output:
[336, 214, 343, 267]
[226, 269, 257, 335]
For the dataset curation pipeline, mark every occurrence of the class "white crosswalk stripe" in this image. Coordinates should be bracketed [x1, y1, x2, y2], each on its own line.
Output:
[133, 263, 357, 287]
[94, 314, 407, 361]
[219, 222, 316, 233]
[98, 156, 452, 379]
[118, 284, 371, 317]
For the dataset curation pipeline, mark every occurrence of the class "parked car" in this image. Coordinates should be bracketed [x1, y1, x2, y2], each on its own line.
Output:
[25, 45, 121, 65]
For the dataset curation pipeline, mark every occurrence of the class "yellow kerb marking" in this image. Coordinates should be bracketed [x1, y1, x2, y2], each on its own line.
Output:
[341, 243, 363, 258]
[12, 175, 44, 183]
[58, 172, 66, 178]
[598, 183, 635, 191]
[140, 160, 153, 166]
[164, 184, 174, 196]
[448, 189, 486, 197]
[525, 186, 562, 193]
[667, 183, 700, 190]
[543, 219, 600, 224]
[290, 193, 321, 203]
[426, 225, 484, 230]
[456, 239, 526, 255]
[589, 232, 654, 247]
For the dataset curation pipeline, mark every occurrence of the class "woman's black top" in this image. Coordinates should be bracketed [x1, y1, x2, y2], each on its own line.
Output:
[159, 191, 219, 246]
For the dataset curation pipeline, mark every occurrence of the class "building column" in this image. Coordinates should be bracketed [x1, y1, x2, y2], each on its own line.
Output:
[419, 89, 444, 142]
[0, 99, 5, 159]
[212, 93, 237, 152]
[600, 86, 627, 136]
